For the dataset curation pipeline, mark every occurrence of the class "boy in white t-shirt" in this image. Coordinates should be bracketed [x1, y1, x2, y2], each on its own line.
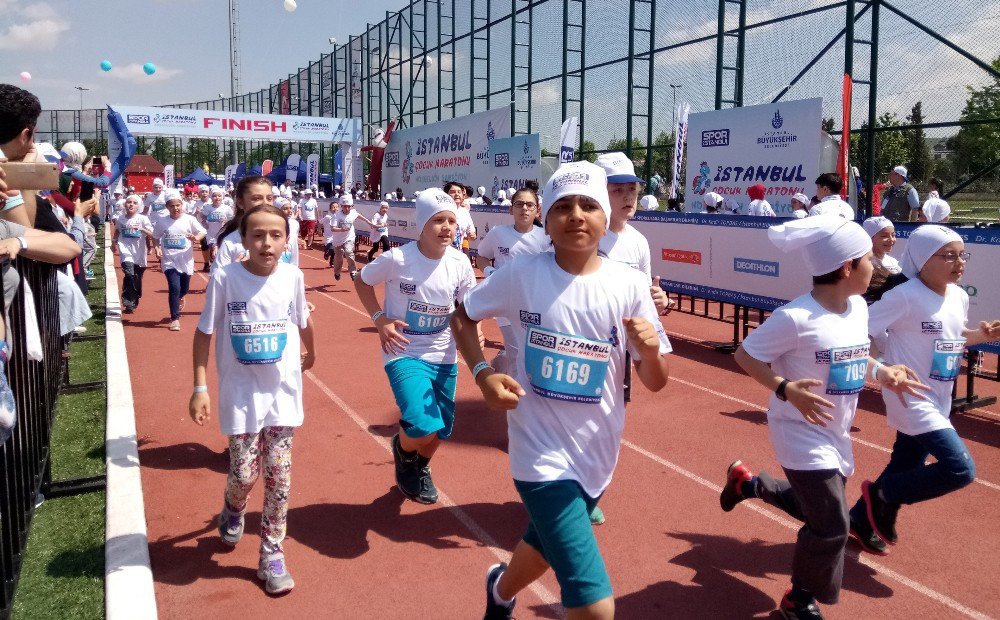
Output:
[112, 194, 154, 313]
[329, 194, 373, 282]
[157, 190, 207, 332]
[201, 187, 233, 262]
[192, 185, 213, 271]
[808, 173, 855, 220]
[721, 215, 926, 619]
[367, 201, 391, 261]
[355, 188, 476, 505]
[298, 188, 319, 248]
[850, 225, 999, 554]
[191, 204, 315, 595]
[320, 202, 338, 264]
[454, 162, 672, 619]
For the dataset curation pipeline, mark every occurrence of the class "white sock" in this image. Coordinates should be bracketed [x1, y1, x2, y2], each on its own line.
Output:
[492, 575, 515, 607]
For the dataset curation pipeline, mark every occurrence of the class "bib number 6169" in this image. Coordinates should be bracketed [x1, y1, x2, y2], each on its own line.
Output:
[540, 355, 591, 386]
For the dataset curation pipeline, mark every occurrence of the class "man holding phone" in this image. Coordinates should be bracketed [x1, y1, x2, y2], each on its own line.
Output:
[0, 84, 45, 227]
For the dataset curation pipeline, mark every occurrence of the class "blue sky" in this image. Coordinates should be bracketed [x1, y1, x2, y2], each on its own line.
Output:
[2, 0, 398, 110]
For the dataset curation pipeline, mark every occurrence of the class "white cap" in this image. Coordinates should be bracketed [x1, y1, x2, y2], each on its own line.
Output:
[767, 214, 872, 276]
[385, 193, 393, 200]
[198, 184, 209, 192]
[639, 195, 659, 211]
[113, 188, 124, 195]
[339, 194, 354, 206]
[477, 186, 486, 196]
[152, 178, 165, 188]
[163, 189, 183, 204]
[703, 192, 724, 209]
[210, 186, 225, 196]
[861, 216, 893, 237]
[921, 197, 951, 223]
[791, 193, 810, 207]
[303, 188, 313, 195]
[380, 201, 390, 208]
[274, 197, 289, 208]
[541, 161, 612, 227]
[415, 188, 458, 232]
[497, 189, 507, 200]
[892, 165, 908, 180]
[900, 224, 962, 277]
[595, 152, 644, 184]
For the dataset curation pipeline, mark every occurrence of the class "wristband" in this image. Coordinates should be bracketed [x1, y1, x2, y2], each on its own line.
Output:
[193, 385, 208, 393]
[472, 361, 492, 379]
[870, 360, 884, 382]
[371, 310, 385, 322]
[16, 236, 27, 251]
[775, 378, 789, 402]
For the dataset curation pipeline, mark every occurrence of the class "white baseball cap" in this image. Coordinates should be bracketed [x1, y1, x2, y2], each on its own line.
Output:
[541, 161, 612, 226]
[152, 178, 165, 188]
[639, 195, 659, 211]
[303, 188, 313, 195]
[892, 165, 908, 180]
[198, 184, 209, 192]
[595, 151, 644, 184]
[339, 194, 354, 206]
[163, 189, 183, 204]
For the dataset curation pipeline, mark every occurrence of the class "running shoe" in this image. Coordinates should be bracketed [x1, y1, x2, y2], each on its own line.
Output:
[484, 562, 515, 619]
[779, 590, 823, 620]
[861, 480, 898, 544]
[217, 505, 244, 546]
[415, 465, 440, 504]
[334, 272, 341, 281]
[849, 515, 888, 556]
[590, 505, 606, 525]
[169, 320, 180, 331]
[257, 554, 295, 595]
[392, 433, 428, 503]
[349, 271, 357, 281]
[720, 460, 753, 512]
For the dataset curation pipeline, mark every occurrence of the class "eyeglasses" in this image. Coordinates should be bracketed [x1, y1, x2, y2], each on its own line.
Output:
[931, 251, 970, 263]
[511, 200, 537, 209]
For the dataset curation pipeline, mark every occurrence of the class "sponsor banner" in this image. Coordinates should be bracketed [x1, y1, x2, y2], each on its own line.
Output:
[559, 117, 578, 163]
[488, 134, 542, 200]
[285, 154, 301, 184]
[224, 164, 237, 189]
[163, 164, 174, 188]
[109, 104, 359, 143]
[669, 102, 690, 200]
[306, 153, 320, 188]
[686, 98, 823, 216]
[381, 107, 512, 198]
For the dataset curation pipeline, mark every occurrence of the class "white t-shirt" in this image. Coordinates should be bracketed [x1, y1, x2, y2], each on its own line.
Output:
[360, 242, 476, 366]
[809, 196, 855, 220]
[280, 218, 300, 266]
[740, 293, 870, 477]
[746, 199, 776, 217]
[201, 204, 233, 244]
[300, 198, 319, 221]
[197, 262, 310, 435]
[479, 224, 551, 327]
[143, 191, 166, 216]
[792, 209, 808, 219]
[213, 233, 247, 272]
[192, 199, 209, 223]
[598, 224, 652, 282]
[156, 214, 206, 275]
[330, 210, 361, 245]
[452, 208, 476, 250]
[869, 279, 968, 436]
[184, 200, 199, 216]
[320, 212, 339, 244]
[371, 212, 390, 239]
[114, 213, 153, 268]
[872, 253, 901, 275]
[464, 253, 672, 497]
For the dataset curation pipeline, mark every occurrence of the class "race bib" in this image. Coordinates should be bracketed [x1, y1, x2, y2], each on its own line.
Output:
[162, 235, 187, 250]
[524, 326, 612, 403]
[208, 211, 226, 222]
[826, 344, 870, 395]
[403, 299, 451, 335]
[230, 320, 288, 365]
[377, 226, 388, 235]
[929, 339, 965, 382]
[152, 203, 166, 212]
[122, 227, 142, 238]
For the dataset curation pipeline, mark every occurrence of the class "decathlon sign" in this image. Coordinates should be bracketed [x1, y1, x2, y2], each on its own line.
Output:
[109, 104, 359, 143]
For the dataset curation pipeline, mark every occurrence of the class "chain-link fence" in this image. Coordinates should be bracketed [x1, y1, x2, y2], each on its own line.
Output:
[35, 0, 1000, 219]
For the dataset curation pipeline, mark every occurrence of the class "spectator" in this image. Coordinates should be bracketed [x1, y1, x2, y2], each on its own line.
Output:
[790, 193, 810, 218]
[745, 183, 776, 216]
[880, 165, 919, 222]
[649, 171, 663, 197]
[702, 191, 724, 214]
[809, 173, 854, 220]
[639, 194, 659, 211]
[0, 83, 43, 226]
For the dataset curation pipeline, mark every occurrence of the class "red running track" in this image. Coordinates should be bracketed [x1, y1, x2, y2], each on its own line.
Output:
[117, 242, 1000, 619]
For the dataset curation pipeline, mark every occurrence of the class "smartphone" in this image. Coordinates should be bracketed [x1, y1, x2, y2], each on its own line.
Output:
[79, 181, 96, 201]
[1, 161, 60, 190]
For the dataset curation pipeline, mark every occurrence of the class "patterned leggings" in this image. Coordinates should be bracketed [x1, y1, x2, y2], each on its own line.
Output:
[225, 426, 294, 555]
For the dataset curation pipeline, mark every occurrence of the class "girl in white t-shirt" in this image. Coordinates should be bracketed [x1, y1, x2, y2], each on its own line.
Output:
[112, 194, 154, 313]
[156, 190, 207, 331]
[366, 201, 391, 261]
[355, 188, 476, 506]
[201, 187, 234, 262]
[849, 225, 999, 553]
[190, 204, 315, 596]
[861, 216, 903, 303]
[453, 162, 672, 619]
[213, 176, 275, 272]
[277, 199, 302, 266]
[722, 216, 925, 618]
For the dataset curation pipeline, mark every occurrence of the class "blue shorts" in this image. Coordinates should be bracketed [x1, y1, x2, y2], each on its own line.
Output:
[515, 479, 611, 609]
[385, 357, 458, 439]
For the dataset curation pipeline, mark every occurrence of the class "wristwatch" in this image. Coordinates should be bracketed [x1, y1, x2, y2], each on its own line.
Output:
[775, 378, 790, 402]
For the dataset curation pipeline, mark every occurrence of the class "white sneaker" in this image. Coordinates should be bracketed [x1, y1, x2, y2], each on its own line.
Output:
[73, 325, 87, 335]
[258, 554, 295, 595]
[169, 320, 180, 331]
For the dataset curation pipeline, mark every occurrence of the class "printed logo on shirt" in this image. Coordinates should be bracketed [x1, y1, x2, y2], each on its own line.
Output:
[814, 350, 832, 364]
[399, 282, 417, 295]
[921, 321, 943, 334]
[227, 302, 247, 315]
[519, 310, 541, 326]
[498, 247, 510, 256]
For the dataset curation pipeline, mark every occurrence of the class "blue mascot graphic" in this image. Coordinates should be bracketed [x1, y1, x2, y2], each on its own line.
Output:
[401, 141, 415, 185]
[692, 161, 712, 195]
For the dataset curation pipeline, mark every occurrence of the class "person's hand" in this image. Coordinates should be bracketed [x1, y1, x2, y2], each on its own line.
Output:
[977, 320, 1000, 341]
[477, 370, 525, 410]
[305, 301, 316, 313]
[301, 351, 316, 371]
[375, 315, 410, 355]
[877, 364, 931, 405]
[0, 164, 7, 201]
[100, 155, 110, 170]
[0, 238, 22, 261]
[785, 379, 835, 426]
[623, 317, 661, 360]
[189, 392, 211, 425]
[649, 279, 675, 315]
[76, 197, 99, 219]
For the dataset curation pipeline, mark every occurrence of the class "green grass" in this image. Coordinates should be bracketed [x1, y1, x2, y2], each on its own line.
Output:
[13, 236, 108, 618]
[949, 200, 999, 223]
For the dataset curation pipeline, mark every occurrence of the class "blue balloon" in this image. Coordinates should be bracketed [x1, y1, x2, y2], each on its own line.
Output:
[100, 60, 113, 72]
[143, 62, 156, 76]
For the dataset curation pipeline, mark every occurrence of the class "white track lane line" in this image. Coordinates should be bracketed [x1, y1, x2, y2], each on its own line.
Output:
[303, 370, 562, 613]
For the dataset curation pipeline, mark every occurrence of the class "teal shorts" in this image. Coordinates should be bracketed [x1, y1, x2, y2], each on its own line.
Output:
[385, 357, 458, 439]
[514, 479, 611, 609]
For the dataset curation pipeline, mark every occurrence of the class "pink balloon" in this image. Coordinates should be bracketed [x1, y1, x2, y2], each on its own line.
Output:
[19, 71, 31, 82]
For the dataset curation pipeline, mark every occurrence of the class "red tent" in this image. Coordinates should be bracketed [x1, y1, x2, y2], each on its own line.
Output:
[124, 155, 165, 193]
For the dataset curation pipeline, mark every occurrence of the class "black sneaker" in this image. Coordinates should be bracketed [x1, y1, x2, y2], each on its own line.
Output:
[849, 515, 889, 556]
[484, 562, 515, 620]
[334, 272, 341, 281]
[720, 460, 753, 512]
[123, 305, 134, 314]
[392, 433, 430, 503]
[861, 480, 898, 544]
[779, 590, 824, 620]
[414, 465, 439, 504]
[349, 271, 357, 281]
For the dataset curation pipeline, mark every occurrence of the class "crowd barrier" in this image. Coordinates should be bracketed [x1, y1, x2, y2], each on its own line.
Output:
[0, 259, 63, 618]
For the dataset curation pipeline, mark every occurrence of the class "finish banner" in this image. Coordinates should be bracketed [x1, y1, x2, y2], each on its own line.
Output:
[381, 107, 512, 197]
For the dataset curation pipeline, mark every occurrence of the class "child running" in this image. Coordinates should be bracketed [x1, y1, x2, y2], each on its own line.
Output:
[354, 188, 476, 504]
[213, 176, 274, 271]
[190, 204, 315, 595]
[201, 186, 233, 264]
[277, 198, 302, 266]
[848, 225, 999, 555]
[155, 189, 206, 332]
[112, 194, 154, 314]
[452, 161, 672, 619]
[367, 201, 391, 261]
[329, 194, 372, 282]
[721, 215, 926, 620]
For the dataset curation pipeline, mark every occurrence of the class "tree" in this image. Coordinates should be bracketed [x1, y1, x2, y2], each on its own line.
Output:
[822, 117, 836, 134]
[185, 139, 221, 176]
[849, 112, 909, 185]
[905, 102, 933, 184]
[149, 137, 177, 168]
[951, 56, 1000, 185]
[578, 140, 597, 162]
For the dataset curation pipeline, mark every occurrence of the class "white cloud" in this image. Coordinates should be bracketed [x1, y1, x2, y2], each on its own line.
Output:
[21, 2, 57, 20]
[100, 63, 183, 84]
[0, 17, 70, 50]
